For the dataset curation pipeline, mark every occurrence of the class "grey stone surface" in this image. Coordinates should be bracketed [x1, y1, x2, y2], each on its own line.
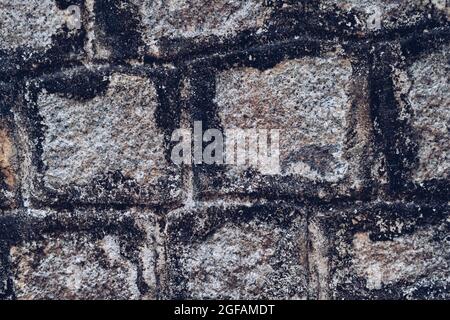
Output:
[309, 205, 450, 299]
[196, 50, 371, 200]
[7, 208, 162, 300]
[23, 70, 183, 206]
[321, 0, 449, 32]
[216, 53, 351, 180]
[0, 0, 448, 302]
[167, 204, 308, 299]
[0, 0, 82, 52]
[11, 232, 141, 299]
[404, 45, 449, 182]
[0, 0, 65, 51]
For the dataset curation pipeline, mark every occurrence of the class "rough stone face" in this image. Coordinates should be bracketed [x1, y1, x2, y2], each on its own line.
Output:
[1, 208, 162, 300]
[196, 50, 371, 200]
[404, 45, 449, 183]
[135, 0, 273, 57]
[22, 69, 183, 206]
[351, 228, 449, 293]
[0, 0, 83, 52]
[167, 204, 308, 299]
[0, 83, 18, 209]
[0, 0, 448, 302]
[0, 0, 85, 78]
[0, 0, 64, 51]
[10, 233, 141, 299]
[216, 54, 351, 180]
[0, 122, 17, 208]
[321, 0, 449, 33]
[309, 204, 450, 299]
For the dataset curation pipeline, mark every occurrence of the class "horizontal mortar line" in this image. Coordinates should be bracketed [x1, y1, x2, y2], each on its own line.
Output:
[143, 25, 450, 65]
[17, 201, 184, 213]
[2, 24, 449, 81]
[0, 200, 447, 242]
[2, 197, 448, 217]
[193, 192, 450, 208]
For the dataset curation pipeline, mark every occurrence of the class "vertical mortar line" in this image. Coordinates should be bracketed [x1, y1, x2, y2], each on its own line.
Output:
[368, 42, 411, 198]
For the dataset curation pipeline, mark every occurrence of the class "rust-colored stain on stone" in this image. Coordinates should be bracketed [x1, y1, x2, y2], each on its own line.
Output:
[0, 127, 15, 189]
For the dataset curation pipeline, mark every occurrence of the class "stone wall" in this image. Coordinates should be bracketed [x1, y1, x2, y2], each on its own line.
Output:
[0, 0, 449, 300]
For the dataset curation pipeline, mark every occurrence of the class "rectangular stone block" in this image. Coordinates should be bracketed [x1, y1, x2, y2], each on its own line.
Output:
[402, 44, 449, 184]
[7, 208, 161, 300]
[193, 49, 372, 201]
[0, 123, 17, 208]
[18, 67, 184, 206]
[11, 233, 139, 299]
[166, 204, 308, 299]
[309, 204, 450, 299]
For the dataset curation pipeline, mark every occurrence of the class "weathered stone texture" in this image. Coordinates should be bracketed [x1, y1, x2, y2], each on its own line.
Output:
[0, 122, 17, 208]
[113, 0, 450, 58]
[0, 84, 18, 209]
[309, 205, 450, 299]
[351, 228, 449, 295]
[24, 70, 183, 206]
[11, 233, 141, 299]
[0, 0, 64, 51]
[6, 208, 162, 300]
[216, 53, 352, 180]
[168, 205, 308, 299]
[197, 50, 371, 199]
[322, 0, 449, 32]
[0, 0, 448, 302]
[0, 0, 83, 52]
[404, 45, 449, 182]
